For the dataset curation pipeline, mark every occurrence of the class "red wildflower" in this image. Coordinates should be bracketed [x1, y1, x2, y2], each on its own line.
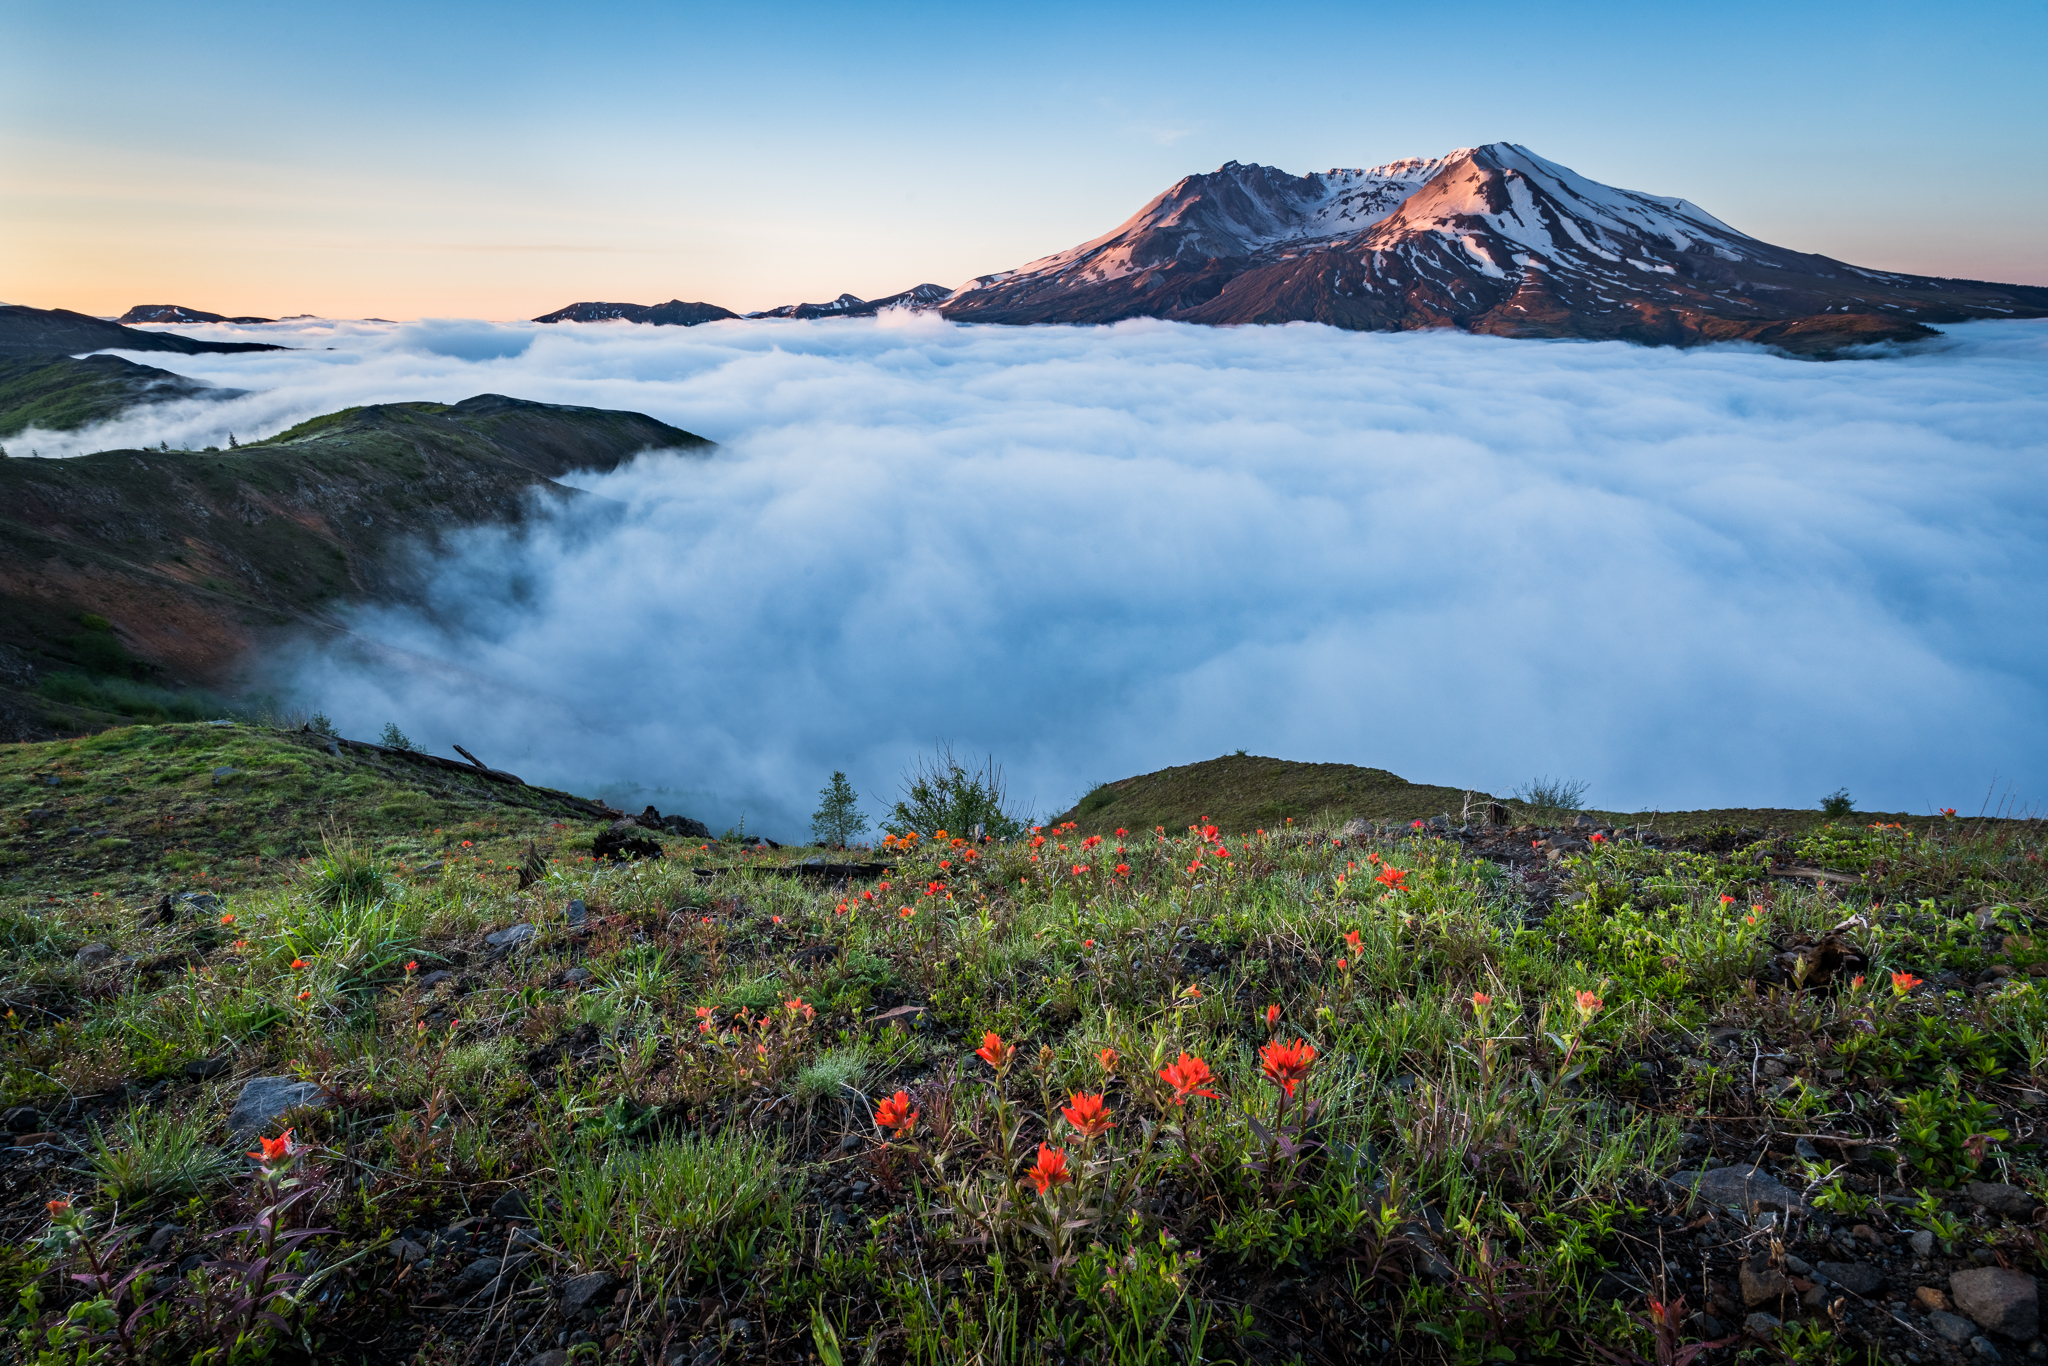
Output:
[1344, 929, 1361, 951]
[1060, 1092, 1115, 1139]
[1026, 1143, 1073, 1195]
[1575, 990, 1604, 1018]
[1890, 971, 1923, 996]
[1264, 1003, 1281, 1029]
[290, 957, 309, 970]
[1115, 863, 1130, 875]
[874, 1090, 918, 1137]
[1158, 1052, 1220, 1104]
[1375, 866, 1408, 890]
[405, 960, 417, 972]
[248, 1129, 296, 1166]
[1258, 1038, 1317, 1098]
[976, 1032, 1016, 1072]
[1097, 1047, 1117, 1072]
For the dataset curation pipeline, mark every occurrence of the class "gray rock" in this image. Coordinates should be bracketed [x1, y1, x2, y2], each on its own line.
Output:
[2, 1105, 39, 1133]
[508, 1227, 541, 1248]
[560, 1270, 617, 1316]
[1911, 1229, 1936, 1258]
[484, 924, 537, 955]
[75, 942, 116, 966]
[1976, 1338, 2005, 1362]
[1740, 1256, 1794, 1308]
[1743, 1312, 1782, 1336]
[177, 893, 220, 913]
[565, 899, 587, 928]
[490, 1188, 531, 1220]
[1670, 1164, 1807, 1214]
[1967, 1182, 2041, 1218]
[530, 1353, 570, 1366]
[1932, 1310, 1990, 1345]
[561, 967, 591, 986]
[185, 1056, 230, 1081]
[1816, 1261, 1885, 1296]
[417, 970, 455, 992]
[1339, 818, 1373, 840]
[727, 1318, 751, 1340]
[1784, 1254, 1813, 1274]
[226, 1075, 327, 1137]
[390, 1238, 427, 1265]
[451, 1256, 506, 1296]
[1795, 1137, 1822, 1160]
[211, 767, 237, 784]
[1952, 1266, 2039, 1340]
[147, 1224, 183, 1255]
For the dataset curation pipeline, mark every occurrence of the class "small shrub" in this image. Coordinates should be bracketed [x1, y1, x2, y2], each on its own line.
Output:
[1512, 776, 1589, 812]
[1820, 788, 1856, 817]
[810, 771, 869, 849]
[882, 745, 1028, 839]
[792, 1044, 869, 1104]
[378, 722, 421, 752]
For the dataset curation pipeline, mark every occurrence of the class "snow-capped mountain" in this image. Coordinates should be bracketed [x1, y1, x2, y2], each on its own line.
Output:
[942, 144, 2048, 351]
[747, 284, 951, 320]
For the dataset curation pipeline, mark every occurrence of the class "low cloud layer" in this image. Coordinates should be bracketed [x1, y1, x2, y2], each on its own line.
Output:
[46, 314, 2048, 835]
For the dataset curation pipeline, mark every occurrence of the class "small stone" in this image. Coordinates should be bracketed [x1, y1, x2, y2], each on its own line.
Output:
[561, 1270, 617, 1316]
[452, 1256, 506, 1296]
[728, 1318, 751, 1340]
[1672, 1164, 1807, 1214]
[75, 942, 116, 966]
[484, 924, 537, 954]
[508, 1227, 541, 1248]
[147, 1224, 183, 1255]
[1696, 1314, 1724, 1338]
[225, 1075, 327, 1137]
[565, 899, 587, 928]
[185, 1056, 230, 1081]
[1951, 1266, 2039, 1340]
[1974, 1338, 2004, 1362]
[1744, 1311, 1782, 1336]
[1918, 1286, 1955, 1313]
[390, 1238, 428, 1265]
[490, 1189, 532, 1220]
[562, 967, 591, 986]
[1927, 1312, 1978, 1346]
[1817, 1261, 1885, 1296]
[2, 1105, 38, 1133]
[1966, 1182, 2041, 1218]
[1795, 1137, 1822, 1160]
[839, 1134, 861, 1153]
[1741, 1256, 1795, 1309]
[417, 970, 455, 991]
[1802, 1284, 1829, 1310]
[530, 1353, 570, 1366]
[1853, 1223, 1887, 1247]
[1911, 1229, 1936, 1258]
[1784, 1254, 1813, 1274]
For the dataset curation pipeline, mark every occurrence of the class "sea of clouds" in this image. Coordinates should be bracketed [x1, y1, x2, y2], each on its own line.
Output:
[32, 313, 2048, 837]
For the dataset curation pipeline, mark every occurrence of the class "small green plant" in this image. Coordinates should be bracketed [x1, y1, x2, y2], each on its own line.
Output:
[793, 1044, 869, 1105]
[378, 722, 421, 752]
[1820, 788, 1856, 817]
[1513, 776, 1588, 812]
[882, 746, 1028, 839]
[300, 831, 391, 910]
[810, 771, 869, 849]
[1811, 1180, 1872, 1217]
[88, 1108, 232, 1204]
[543, 1131, 792, 1279]
[1896, 1072, 2008, 1183]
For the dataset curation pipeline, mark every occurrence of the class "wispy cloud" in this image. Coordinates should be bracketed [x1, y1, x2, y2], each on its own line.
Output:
[45, 314, 2048, 835]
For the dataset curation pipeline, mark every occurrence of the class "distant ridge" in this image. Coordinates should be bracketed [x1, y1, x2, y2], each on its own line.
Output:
[0, 305, 288, 360]
[532, 299, 738, 326]
[746, 284, 950, 319]
[941, 142, 2048, 353]
[118, 304, 276, 325]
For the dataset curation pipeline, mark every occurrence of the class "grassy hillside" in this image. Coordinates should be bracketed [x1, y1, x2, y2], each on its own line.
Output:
[0, 355, 236, 440]
[1055, 752, 1965, 839]
[4, 721, 2045, 1364]
[0, 395, 710, 741]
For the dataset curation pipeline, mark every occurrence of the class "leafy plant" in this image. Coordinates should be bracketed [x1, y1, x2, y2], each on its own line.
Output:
[882, 746, 1027, 839]
[1896, 1072, 2008, 1183]
[1820, 788, 1856, 817]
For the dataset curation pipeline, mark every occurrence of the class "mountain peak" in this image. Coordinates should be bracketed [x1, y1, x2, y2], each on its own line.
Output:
[942, 145, 2048, 352]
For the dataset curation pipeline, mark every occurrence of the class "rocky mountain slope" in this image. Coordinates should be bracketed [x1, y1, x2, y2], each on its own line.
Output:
[530, 300, 738, 326]
[0, 305, 286, 360]
[0, 396, 708, 739]
[942, 143, 2048, 352]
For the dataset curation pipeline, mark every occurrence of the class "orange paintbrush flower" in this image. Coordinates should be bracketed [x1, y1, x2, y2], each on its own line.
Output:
[1026, 1143, 1072, 1195]
[1097, 1047, 1118, 1072]
[1060, 1092, 1115, 1139]
[248, 1129, 295, 1166]
[1158, 1052, 1220, 1104]
[1258, 1038, 1317, 1098]
[1375, 866, 1409, 890]
[975, 1031, 1016, 1072]
[1890, 971, 1923, 996]
[874, 1090, 918, 1137]
[1575, 990, 1604, 1019]
[1264, 1003, 1281, 1029]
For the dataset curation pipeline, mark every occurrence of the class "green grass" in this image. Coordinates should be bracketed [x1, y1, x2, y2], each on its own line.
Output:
[3, 723, 2045, 1363]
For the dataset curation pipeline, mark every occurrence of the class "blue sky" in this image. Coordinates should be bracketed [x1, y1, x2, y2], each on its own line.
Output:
[4, 0, 2046, 315]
